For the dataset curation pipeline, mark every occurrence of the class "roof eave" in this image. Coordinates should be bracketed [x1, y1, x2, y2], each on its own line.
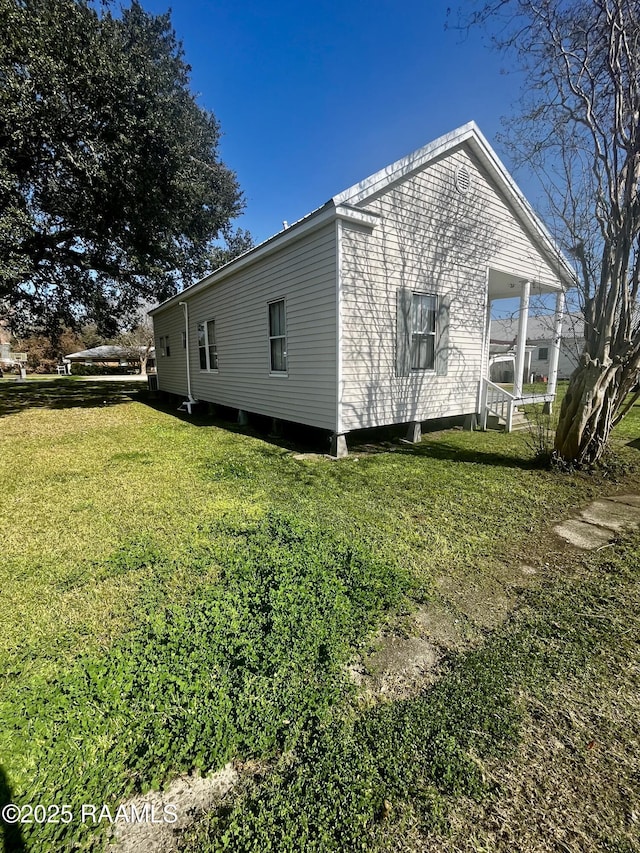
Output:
[150, 202, 383, 316]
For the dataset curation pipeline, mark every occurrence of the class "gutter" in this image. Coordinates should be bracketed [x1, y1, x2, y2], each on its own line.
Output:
[178, 301, 198, 411]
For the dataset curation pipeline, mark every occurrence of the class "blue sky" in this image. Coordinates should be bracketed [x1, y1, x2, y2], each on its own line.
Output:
[141, 0, 532, 247]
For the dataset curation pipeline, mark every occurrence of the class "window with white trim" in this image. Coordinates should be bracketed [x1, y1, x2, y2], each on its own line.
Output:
[268, 299, 287, 373]
[198, 320, 218, 370]
[410, 293, 437, 370]
[538, 347, 549, 361]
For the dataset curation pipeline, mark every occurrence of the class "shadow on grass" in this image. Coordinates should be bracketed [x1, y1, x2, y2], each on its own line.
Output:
[140, 394, 535, 470]
[397, 439, 535, 469]
[0, 379, 142, 417]
[138, 393, 332, 455]
[0, 765, 25, 853]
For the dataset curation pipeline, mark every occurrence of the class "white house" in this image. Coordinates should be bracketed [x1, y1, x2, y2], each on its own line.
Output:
[490, 314, 583, 383]
[149, 122, 575, 455]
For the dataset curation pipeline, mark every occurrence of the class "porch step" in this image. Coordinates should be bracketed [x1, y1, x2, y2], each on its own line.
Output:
[507, 412, 530, 432]
[486, 410, 530, 432]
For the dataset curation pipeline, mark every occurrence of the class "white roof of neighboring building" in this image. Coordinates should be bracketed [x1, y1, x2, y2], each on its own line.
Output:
[491, 313, 584, 343]
[64, 345, 154, 360]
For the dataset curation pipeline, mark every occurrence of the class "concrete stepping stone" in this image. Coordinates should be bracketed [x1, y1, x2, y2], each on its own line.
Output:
[605, 494, 640, 508]
[580, 499, 640, 531]
[554, 518, 614, 550]
[555, 494, 640, 549]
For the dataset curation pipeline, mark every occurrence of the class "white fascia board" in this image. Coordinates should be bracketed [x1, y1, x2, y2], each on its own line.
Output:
[332, 122, 479, 206]
[149, 204, 379, 317]
[465, 129, 576, 288]
[334, 204, 380, 228]
[333, 120, 576, 289]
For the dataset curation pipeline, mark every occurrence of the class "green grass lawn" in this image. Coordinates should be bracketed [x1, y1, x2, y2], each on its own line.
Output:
[1, 379, 639, 852]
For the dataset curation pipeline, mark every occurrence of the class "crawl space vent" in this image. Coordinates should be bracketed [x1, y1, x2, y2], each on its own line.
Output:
[455, 165, 471, 194]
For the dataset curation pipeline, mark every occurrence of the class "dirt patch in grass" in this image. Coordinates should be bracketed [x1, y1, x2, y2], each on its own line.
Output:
[349, 635, 441, 700]
[349, 554, 566, 703]
[108, 764, 239, 853]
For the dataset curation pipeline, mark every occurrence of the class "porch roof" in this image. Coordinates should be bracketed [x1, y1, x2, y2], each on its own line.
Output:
[487, 267, 564, 300]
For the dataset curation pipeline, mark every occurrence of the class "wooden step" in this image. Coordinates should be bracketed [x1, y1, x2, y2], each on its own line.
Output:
[485, 410, 530, 432]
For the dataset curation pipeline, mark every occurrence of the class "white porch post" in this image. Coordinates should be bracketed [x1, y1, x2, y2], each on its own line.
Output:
[513, 280, 530, 399]
[547, 289, 565, 398]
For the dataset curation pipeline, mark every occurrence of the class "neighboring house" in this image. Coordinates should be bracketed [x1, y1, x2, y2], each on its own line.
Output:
[149, 122, 574, 455]
[0, 342, 28, 371]
[490, 314, 584, 382]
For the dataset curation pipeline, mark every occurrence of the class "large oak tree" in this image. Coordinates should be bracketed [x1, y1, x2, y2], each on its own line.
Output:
[0, 0, 250, 336]
[463, 0, 640, 466]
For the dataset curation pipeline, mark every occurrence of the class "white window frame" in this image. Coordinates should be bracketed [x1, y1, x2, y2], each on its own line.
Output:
[538, 346, 549, 361]
[197, 320, 218, 371]
[268, 298, 287, 375]
[410, 292, 437, 371]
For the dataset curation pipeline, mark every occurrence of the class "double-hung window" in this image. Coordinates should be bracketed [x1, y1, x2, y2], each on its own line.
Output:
[268, 299, 287, 373]
[198, 320, 218, 370]
[411, 293, 437, 370]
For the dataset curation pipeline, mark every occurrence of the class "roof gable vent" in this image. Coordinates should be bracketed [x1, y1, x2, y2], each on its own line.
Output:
[454, 165, 471, 194]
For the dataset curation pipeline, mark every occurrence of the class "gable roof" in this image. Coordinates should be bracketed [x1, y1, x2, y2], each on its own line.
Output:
[334, 121, 575, 285]
[151, 122, 575, 316]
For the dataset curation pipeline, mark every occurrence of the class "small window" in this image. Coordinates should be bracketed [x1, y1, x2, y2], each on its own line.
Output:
[268, 299, 287, 373]
[159, 336, 166, 357]
[165, 335, 170, 357]
[198, 320, 218, 371]
[181, 331, 186, 348]
[411, 293, 437, 370]
[538, 347, 549, 361]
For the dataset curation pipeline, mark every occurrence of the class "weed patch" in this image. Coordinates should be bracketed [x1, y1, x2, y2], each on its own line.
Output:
[2, 511, 408, 851]
[183, 534, 640, 852]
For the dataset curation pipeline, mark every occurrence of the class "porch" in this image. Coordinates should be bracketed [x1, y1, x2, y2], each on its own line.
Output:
[481, 268, 565, 432]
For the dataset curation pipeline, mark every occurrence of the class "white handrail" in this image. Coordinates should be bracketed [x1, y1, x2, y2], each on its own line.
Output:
[482, 379, 516, 431]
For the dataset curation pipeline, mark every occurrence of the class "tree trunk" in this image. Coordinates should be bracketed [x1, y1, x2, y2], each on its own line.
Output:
[554, 357, 621, 466]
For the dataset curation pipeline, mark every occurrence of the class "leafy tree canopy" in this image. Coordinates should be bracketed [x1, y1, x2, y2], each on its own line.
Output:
[0, 0, 251, 337]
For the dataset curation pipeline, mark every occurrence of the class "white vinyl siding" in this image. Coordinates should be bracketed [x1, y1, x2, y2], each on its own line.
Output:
[157, 223, 337, 431]
[153, 305, 187, 395]
[339, 146, 564, 431]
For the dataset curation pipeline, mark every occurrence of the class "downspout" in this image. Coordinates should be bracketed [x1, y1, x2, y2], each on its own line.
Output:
[178, 301, 197, 406]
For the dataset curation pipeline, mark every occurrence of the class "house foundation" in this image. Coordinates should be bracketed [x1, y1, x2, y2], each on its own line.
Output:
[330, 433, 348, 458]
[405, 421, 422, 443]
